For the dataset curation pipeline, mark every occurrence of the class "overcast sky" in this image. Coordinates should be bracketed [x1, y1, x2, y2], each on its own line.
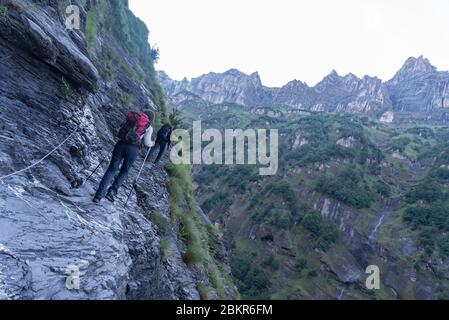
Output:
[129, 0, 449, 87]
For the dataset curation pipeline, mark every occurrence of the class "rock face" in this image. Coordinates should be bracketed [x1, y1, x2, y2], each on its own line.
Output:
[314, 195, 441, 300]
[0, 0, 236, 300]
[379, 111, 394, 123]
[166, 86, 449, 299]
[313, 72, 391, 114]
[159, 69, 270, 106]
[387, 56, 449, 112]
[159, 56, 449, 123]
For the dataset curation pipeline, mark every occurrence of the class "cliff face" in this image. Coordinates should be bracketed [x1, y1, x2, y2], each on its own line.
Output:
[159, 69, 270, 106]
[387, 56, 449, 112]
[174, 102, 449, 299]
[159, 56, 449, 123]
[164, 73, 449, 299]
[0, 0, 236, 300]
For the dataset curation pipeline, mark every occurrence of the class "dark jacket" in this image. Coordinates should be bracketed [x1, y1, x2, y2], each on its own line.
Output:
[156, 124, 172, 146]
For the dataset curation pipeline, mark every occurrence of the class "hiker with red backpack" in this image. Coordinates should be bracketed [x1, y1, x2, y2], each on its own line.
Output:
[93, 111, 154, 203]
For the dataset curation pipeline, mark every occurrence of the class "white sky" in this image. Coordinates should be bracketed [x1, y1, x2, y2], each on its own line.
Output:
[129, 0, 449, 87]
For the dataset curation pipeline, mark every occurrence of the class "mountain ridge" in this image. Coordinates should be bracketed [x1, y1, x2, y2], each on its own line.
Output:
[163, 75, 449, 300]
[158, 56, 449, 122]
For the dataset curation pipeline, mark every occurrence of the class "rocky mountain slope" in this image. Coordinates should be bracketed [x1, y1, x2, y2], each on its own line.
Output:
[387, 57, 449, 113]
[161, 61, 449, 299]
[0, 0, 236, 300]
[159, 55, 449, 123]
[166, 99, 449, 300]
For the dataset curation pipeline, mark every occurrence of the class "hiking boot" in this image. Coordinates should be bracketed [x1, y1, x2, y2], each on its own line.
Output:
[105, 190, 115, 203]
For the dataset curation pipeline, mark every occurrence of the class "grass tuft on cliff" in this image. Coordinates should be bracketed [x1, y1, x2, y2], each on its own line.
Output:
[166, 162, 232, 299]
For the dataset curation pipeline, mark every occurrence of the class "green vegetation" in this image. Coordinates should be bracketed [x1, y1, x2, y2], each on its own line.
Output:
[263, 181, 300, 216]
[262, 254, 281, 270]
[208, 265, 226, 299]
[0, 4, 8, 22]
[196, 165, 260, 194]
[166, 163, 206, 265]
[181, 213, 205, 264]
[375, 180, 392, 197]
[397, 128, 449, 259]
[150, 46, 160, 63]
[57, 0, 71, 19]
[253, 206, 291, 230]
[160, 237, 170, 261]
[121, 92, 134, 107]
[85, 0, 167, 118]
[405, 179, 444, 203]
[219, 263, 240, 299]
[147, 211, 169, 235]
[432, 167, 449, 181]
[251, 180, 302, 229]
[315, 167, 374, 208]
[307, 269, 318, 278]
[302, 212, 339, 250]
[294, 256, 308, 273]
[168, 107, 185, 130]
[106, 0, 166, 114]
[287, 144, 355, 166]
[406, 126, 435, 139]
[196, 283, 210, 300]
[284, 114, 383, 168]
[404, 202, 449, 232]
[166, 163, 230, 298]
[390, 136, 412, 153]
[403, 175, 449, 257]
[202, 192, 232, 215]
[59, 78, 73, 98]
[195, 165, 227, 185]
[224, 166, 261, 192]
[101, 44, 144, 82]
[181, 102, 449, 298]
[230, 256, 271, 299]
[85, 0, 106, 52]
[233, 176, 340, 300]
[437, 285, 449, 300]
[439, 235, 449, 256]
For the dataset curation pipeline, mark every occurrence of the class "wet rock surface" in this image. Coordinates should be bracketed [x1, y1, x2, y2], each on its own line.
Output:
[0, 0, 235, 300]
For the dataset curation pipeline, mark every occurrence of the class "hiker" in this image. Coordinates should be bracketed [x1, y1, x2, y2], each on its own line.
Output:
[93, 111, 154, 203]
[148, 123, 172, 164]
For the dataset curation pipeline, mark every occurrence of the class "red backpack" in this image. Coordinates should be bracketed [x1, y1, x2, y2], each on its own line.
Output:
[117, 111, 149, 145]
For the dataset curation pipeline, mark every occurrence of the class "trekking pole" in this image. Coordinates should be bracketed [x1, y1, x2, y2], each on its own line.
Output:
[80, 148, 114, 187]
[124, 146, 152, 208]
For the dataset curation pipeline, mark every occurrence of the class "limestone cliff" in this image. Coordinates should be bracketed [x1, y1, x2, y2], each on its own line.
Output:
[0, 0, 236, 300]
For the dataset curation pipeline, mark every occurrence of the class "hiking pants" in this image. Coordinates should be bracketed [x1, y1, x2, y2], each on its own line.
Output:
[148, 139, 168, 164]
[94, 141, 139, 199]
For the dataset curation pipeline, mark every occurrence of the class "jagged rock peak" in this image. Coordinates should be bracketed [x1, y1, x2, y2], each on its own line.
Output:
[329, 69, 339, 77]
[220, 69, 262, 84]
[159, 56, 449, 120]
[392, 55, 437, 81]
[223, 68, 248, 76]
[403, 55, 435, 72]
[344, 73, 359, 80]
[317, 69, 340, 83]
[283, 79, 309, 88]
